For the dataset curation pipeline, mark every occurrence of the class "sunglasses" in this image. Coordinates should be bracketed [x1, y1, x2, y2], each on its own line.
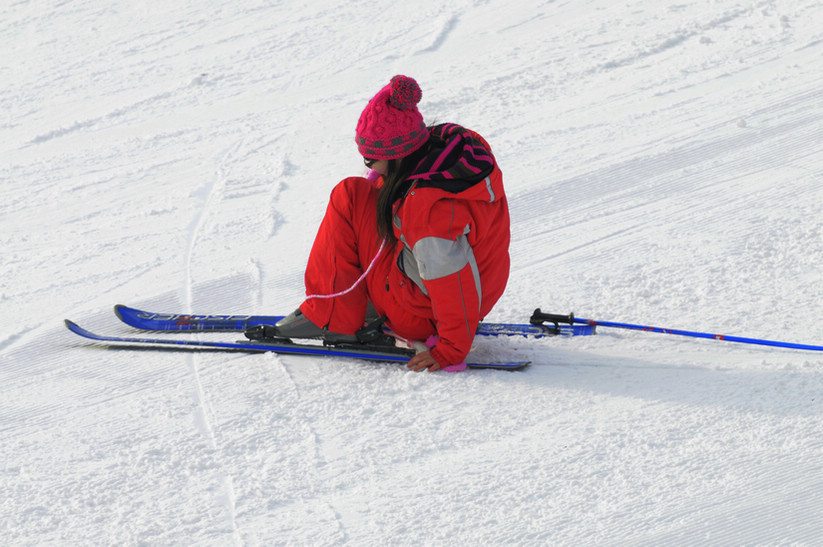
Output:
[363, 157, 378, 168]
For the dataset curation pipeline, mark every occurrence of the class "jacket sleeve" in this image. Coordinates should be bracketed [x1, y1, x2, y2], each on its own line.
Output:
[405, 198, 481, 366]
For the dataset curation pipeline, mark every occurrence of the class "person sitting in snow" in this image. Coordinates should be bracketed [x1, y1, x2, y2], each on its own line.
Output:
[273, 75, 511, 372]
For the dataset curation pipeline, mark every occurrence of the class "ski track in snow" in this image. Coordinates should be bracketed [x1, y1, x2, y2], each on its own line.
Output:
[181, 128, 292, 544]
[2, 0, 823, 544]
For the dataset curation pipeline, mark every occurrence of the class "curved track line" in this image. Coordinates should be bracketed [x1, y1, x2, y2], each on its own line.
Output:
[181, 136, 248, 544]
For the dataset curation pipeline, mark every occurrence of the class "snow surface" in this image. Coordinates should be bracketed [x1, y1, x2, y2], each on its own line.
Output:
[2, 0, 823, 544]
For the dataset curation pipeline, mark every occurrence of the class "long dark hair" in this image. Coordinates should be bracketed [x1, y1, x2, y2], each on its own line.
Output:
[375, 139, 433, 244]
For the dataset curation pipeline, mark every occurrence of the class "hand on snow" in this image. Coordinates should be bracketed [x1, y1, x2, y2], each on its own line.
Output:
[407, 350, 442, 372]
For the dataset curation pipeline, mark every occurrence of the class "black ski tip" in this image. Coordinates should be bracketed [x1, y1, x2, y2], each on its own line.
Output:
[113, 304, 126, 320]
[64, 318, 82, 330]
[64, 319, 84, 334]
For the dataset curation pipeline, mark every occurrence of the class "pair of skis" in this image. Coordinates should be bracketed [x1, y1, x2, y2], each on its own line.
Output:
[65, 305, 597, 370]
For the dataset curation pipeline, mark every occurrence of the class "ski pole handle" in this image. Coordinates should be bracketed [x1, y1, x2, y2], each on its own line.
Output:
[530, 309, 575, 326]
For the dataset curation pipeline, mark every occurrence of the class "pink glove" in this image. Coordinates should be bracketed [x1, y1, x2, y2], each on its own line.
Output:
[425, 335, 467, 373]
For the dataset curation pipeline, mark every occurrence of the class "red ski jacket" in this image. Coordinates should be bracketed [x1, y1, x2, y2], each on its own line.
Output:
[388, 123, 511, 366]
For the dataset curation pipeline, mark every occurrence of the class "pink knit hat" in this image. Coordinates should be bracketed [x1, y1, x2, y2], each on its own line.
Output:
[355, 75, 428, 160]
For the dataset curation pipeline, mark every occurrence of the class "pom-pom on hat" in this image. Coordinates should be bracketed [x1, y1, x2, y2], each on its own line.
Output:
[356, 75, 428, 160]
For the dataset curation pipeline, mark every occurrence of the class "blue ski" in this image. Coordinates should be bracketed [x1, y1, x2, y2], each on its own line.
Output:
[64, 320, 530, 370]
[114, 304, 595, 338]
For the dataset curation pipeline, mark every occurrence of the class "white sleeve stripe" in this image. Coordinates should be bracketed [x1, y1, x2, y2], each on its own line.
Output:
[412, 235, 482, 309]
[484, 176, 495, 202]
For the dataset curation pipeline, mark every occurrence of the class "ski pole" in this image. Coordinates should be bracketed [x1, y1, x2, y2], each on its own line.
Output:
[530, 309, 823, 352]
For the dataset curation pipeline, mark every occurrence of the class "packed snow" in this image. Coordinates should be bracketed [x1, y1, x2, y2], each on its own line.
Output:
[3, 0, 823, 544]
